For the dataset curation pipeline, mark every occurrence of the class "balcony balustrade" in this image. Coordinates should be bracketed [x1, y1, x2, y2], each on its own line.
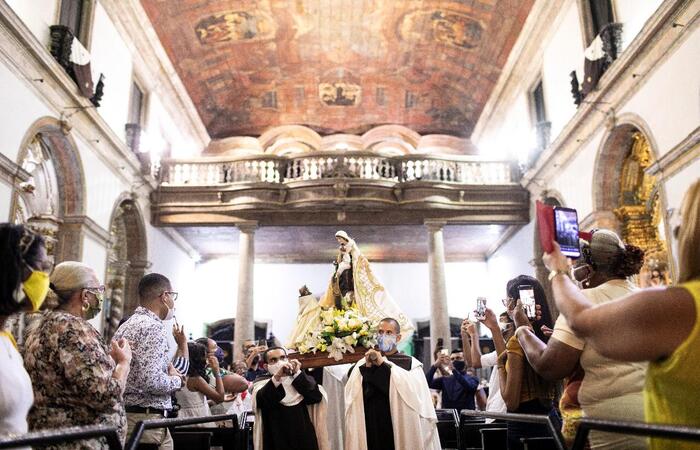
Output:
[160, 152, 518, 187]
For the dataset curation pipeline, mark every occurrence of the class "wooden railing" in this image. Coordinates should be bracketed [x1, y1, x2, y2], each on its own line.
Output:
[160, 152, 518, 186]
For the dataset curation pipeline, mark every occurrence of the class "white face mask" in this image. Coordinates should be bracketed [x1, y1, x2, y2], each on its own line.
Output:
[267, 360, 287, 376]
[162, 296, 175, 321]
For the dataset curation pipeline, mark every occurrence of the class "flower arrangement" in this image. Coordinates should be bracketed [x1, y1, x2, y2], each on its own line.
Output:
[297, 307, 377, 361]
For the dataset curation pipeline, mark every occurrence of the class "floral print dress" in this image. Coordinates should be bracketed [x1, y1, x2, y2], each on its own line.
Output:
[23, 310, 126, 449]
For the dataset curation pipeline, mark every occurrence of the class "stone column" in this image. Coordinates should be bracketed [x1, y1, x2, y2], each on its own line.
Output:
[233, 222, 257, 361]
[426, 220, 451, 360]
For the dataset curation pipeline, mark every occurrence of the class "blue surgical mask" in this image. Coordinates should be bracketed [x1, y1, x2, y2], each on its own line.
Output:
[377, 334, 397, 353]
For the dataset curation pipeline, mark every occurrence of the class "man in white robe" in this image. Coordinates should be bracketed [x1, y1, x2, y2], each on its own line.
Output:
[344, 318, 441, 450]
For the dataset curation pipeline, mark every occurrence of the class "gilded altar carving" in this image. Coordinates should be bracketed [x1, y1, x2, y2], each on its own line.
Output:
[614, 132, 668, 285]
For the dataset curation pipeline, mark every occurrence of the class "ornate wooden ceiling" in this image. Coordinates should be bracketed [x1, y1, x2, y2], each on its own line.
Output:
[140, 0, 534, 139]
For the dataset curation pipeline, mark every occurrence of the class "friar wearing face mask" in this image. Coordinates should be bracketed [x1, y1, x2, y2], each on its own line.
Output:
[344, 318, 441, 450]
[252, 347, 330, 450]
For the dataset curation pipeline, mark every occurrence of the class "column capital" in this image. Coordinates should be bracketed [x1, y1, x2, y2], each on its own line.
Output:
[236, 221, 258, 234]
[424, 220, 447, 232]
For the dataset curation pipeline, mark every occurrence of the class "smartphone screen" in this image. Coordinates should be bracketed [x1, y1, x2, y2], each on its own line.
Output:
[519, 286, 536, 319]
[476, 297, 487, 319]
[440, 349, 450, 357]
[554, 206, 581, 258]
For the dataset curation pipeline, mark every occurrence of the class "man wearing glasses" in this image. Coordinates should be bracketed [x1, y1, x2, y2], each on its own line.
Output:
[114, 273, 184, 450]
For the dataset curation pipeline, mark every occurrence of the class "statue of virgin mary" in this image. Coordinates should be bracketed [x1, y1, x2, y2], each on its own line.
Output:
[319, 231, 414, 336]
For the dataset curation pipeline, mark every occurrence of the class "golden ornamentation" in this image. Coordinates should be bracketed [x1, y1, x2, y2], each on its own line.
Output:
[614, 132, 669, 284]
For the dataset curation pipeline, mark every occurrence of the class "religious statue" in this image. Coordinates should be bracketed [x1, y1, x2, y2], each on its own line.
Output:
[320, 231, 413, 337]
[287, 230, 414, 351]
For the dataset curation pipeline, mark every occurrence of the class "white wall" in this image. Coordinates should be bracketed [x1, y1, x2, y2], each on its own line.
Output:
[542, 2, 585, 139]
[486, 223, 535, 309]
[89, 3, 133, 143]
[614, 0, 665, 50]
[0, 63, 54, 162]
[5, 0, 58, 48]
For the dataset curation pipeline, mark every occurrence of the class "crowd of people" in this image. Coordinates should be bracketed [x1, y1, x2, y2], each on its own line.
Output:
[0, 178, 698, 450]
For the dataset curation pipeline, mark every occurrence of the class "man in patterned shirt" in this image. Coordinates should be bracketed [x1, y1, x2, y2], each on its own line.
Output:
[114, 273, 184, 450]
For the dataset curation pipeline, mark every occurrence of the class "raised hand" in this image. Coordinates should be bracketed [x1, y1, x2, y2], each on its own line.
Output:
[511, 299, 531, 328]
[172, 324, 186, 347]
[207, 354, 220, 374]
[290, 359, 302, 374]
[543, 241, 570, 272]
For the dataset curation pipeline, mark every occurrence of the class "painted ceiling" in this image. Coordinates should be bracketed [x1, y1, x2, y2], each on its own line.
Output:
[141, 0, 534, 139]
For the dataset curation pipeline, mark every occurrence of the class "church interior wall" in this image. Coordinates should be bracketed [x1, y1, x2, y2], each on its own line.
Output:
[617, 24, 700, 158]
[74, 135, 131, 229]
[0, 64, 54, 163]
[615, 0, 665, 49]
[88, 2, 134, 142]
[541, 1, 584, 141]
[4, 0, 58, 49]
[485, 222, 536, 307]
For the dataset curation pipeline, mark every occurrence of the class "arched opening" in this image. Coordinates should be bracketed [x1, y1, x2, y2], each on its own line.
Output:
[103, 197, 149, 340]
[10, 118, 86, 263]
[594, 123, 670, 287]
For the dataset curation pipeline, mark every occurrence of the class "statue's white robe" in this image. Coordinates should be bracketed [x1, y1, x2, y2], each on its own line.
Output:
[287, 294, 323, 348]
[344, 356, 441, 450]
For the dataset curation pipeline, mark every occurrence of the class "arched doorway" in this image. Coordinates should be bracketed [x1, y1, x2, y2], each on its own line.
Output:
[594, 123, 670, 286]
[103, 197, 149, 340]
[7, 119, 86, 344]
[9, 118, 86, 263]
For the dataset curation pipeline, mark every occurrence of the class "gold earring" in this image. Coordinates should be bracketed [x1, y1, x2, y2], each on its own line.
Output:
[82, 302, 90, 312]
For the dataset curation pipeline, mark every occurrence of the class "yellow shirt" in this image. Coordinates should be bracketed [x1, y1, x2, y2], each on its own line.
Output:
[645, 279, 700, 450]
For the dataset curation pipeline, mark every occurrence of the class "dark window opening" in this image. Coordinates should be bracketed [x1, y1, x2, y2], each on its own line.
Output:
[589, 0, 614, 37]
[59, 0, 85, 42]
[128, 82, 145, 126]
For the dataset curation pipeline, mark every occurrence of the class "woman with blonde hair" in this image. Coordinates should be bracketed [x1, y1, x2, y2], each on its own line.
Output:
[544, 178, 700, 450]
[23, 261, 132, 449]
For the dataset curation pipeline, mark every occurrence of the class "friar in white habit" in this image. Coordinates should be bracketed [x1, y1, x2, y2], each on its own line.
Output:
[344, 318, 441, 450]
[252, 347, 330, 450]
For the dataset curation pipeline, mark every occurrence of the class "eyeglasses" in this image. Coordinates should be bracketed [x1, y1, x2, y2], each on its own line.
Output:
[163, 291, 178, 301]
[85, 285, 106, 295]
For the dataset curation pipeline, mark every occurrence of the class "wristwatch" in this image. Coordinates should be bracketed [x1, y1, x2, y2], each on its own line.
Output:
[548, 269, 569, 281]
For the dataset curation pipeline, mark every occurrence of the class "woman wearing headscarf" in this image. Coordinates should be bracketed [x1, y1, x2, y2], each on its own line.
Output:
[0, 224, 50, 439]
[23, 261, 131, 449]
[513, 229, 647, 448]
[544, 179, 700, 450]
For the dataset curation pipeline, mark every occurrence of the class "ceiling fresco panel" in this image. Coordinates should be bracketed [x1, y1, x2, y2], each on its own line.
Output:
[141, 0, 534, 139]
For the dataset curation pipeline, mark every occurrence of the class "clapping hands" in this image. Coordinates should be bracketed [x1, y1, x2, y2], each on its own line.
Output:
[110, 338, 132, 365]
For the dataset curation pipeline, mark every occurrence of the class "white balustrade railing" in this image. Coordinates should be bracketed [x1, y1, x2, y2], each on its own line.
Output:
[160, 153, 517, 186]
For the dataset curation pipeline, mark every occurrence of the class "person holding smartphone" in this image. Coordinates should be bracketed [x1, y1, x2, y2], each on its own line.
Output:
[514, 230, 647, 448]
[497, 275, 557, 450]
